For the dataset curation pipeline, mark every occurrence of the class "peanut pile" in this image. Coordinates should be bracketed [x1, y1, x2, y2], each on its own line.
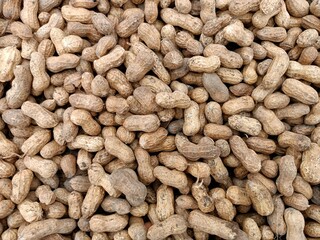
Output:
[1, 0, 320, 239]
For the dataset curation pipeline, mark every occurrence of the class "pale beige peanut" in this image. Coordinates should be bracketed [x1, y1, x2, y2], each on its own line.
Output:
[6, 65, 32, 109]
[70, 109, 101, 136]
[61, 107, 78, 144]
[304, 221, 320, 238]
[300, 143, 320, 184]
[107, 69, 133, 98]
[278, 131, 311, 152]
[284, 208, 306, 240]
[160, 8, 203, 35]
[106, 96, 129, 115]
[158, 151, 188, 171]
[24, 156, 58, 179]
[200, 0, 216, 23]
[35, 185, 56, 205]
[276, 155, 297, 197]
[81, 185, 105, 219]
[66, 22, 102, 42]
[156, 184, 174, 221]
[18, 219, 77, 240]
[21, 129, 51, 156]
[135, 147, 155, 185]
[0, 199, 15, 219]
[144, 0, 159, 23]
[283, 192, 309, 211]
[260, 41, 290, 89]
[155, 91, 191, 109]
[282, 78, 319, 105]
[46, 54, 80, 73]
[2, 109, 31, 127]
[203, 13, 232, 37]
[204, 123, 232, 140]
[228, 0, 260, 16]
[62, 35, 84, 53]
[214, 197, 236, 221]
[305, 204, 320, 223]
[123, 114, 160, 133]
[96, 35, 117, 59]
[93, 45, 126, 75]
[293, 175, 313, 200]
[104, 136, 135, 163]
[116, 126, 135, 144]
[229, 136, 261, 173]
[183, 101, 200, 136]
[256, 27, 287, 42]
[297, 29, 319, 47]
[17, 200, 43, 223]
[153, 166, 188, 193]
[69, 93, 104, 112]
[147, 214, 187, 240]
[245, 137, 276, 155]
[0, 46, 21, 82]
[116, 8, 144, 38]
[223, 19, 254, 47]
[65, 175, 91, 193]
[226, 186, 251, 206]
[286, 60, 320, 84]
[30, 52, 50, 92]
[251, 77, 285, 102]
[61, 5, 93, 23]
[49, 28, 66, 56]
[60, 154, 76, 178]
[253, 105, 285, 135]
[20, 0, 40, 30]
[242, 217, 262, 240]
[70, 135, 104, 152]
[162, 49, 184, 70]
[222, 96, 255, 115]
[128, 217, 147, 240]
[264, 92, 290, 110]
[228, 114, 262, 136]
[246, 180, 274, 216]
[252, 7, 281, 29]
[187, 162, 210, 179]
[138, 23, 161, 51]
[187, 55, 220, 73]
[148, 136, 176, 153]
[139, 127, 168, 150]
[11, 169, 33, 204]
[205, 101, 223, 124]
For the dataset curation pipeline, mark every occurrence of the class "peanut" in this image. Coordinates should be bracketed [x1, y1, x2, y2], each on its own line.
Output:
[284, 208, 306, 240]
[276, 155, 297, 197]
